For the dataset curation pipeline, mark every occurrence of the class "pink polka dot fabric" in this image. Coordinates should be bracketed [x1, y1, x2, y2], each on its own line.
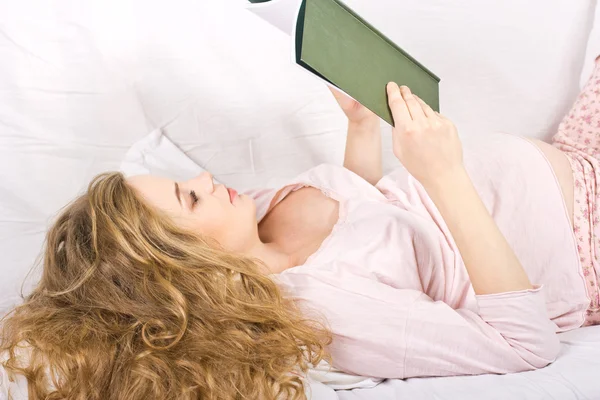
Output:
[553, 59, 600, 326]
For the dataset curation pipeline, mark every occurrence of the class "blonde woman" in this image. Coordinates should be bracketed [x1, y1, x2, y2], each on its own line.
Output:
[2, 71, 599, 399]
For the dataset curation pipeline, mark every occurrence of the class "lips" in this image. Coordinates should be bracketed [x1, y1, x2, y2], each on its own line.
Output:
[227, 187, 238, 204]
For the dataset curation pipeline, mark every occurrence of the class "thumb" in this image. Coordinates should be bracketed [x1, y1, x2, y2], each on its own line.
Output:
[328, 86, 354, 106]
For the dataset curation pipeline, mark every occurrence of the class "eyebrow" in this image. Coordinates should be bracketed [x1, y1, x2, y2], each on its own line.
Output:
[174, 182, 182, 207]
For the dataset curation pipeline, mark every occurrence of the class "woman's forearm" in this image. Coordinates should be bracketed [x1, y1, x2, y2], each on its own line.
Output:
[384, 83, 533, 296]
[423, 168, 533, 295]
[344, 120, 382, 185]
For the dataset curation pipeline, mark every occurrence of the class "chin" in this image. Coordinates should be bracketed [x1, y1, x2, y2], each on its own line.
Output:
[245, 195, 257, 212]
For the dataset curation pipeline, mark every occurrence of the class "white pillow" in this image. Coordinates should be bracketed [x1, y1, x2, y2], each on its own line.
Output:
[580, 4, 600, 88]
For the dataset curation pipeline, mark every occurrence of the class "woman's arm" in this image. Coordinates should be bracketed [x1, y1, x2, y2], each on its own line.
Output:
[276, 271, 558, 379]
[386, 83, 532, 295]
[329, 88, 382, 185]
[344, 119, 382, 185]
[424, 169, 532, 294]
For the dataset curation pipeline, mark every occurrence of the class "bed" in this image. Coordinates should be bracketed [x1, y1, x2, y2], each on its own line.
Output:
[1, 0, 599, 398]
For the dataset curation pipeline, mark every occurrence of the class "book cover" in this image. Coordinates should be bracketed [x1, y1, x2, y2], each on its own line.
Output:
[248, 0, 440, 126]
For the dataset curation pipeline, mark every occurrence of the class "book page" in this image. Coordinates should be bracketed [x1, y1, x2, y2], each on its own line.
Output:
[246, 0, 303, 36]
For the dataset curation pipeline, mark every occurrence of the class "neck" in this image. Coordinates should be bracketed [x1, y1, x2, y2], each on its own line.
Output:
[247, 241, 296, 274]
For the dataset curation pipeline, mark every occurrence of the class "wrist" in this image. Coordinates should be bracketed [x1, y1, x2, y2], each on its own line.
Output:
[421, 166, 471, 196]
[348, 118, 380, 134]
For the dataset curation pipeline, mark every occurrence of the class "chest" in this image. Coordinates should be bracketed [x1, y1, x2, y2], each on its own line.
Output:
[258, 187, 339, 252]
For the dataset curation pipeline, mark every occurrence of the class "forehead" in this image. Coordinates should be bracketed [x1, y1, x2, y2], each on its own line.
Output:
[126, 174, 180, 214]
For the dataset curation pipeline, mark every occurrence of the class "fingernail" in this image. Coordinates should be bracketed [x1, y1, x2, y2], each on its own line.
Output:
[387, 82, 396, 92]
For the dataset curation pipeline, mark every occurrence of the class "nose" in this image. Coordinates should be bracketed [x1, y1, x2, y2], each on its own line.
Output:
[188, 171, 214, 193]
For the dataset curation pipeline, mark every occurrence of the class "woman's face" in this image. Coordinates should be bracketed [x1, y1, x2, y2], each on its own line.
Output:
[127, 172, 258, 253]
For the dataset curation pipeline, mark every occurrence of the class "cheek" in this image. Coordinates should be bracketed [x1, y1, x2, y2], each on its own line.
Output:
[177, 200, 255, 249]
[194, 213, 225, 236]
[172, 208, 222, 237]
[195, 206, 232, 239]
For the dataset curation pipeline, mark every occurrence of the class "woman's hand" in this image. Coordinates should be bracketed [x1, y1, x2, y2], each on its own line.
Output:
[329, 86, 379, 125]
[386, 82, 463, 188]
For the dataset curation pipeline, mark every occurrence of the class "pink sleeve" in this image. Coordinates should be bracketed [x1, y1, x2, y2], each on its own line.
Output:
[404, 285, 560, 378]
[276, 269, 560, 379]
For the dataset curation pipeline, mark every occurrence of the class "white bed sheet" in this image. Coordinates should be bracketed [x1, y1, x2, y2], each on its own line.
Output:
[1, 0, 599, 398]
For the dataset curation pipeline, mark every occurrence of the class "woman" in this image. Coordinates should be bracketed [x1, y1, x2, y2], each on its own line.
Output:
[2, 65, 599, 399]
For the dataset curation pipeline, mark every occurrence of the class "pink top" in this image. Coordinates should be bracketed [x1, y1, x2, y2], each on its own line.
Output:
[247, 133, 589, 379]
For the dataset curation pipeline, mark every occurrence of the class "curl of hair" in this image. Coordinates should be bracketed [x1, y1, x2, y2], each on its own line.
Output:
[0, 172, 332, 400]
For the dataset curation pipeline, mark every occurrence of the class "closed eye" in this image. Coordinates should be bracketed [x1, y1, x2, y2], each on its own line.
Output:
[190, 190, 199, 207]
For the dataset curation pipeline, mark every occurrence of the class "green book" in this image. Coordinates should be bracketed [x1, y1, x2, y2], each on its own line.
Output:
[247, 0, 440, 126]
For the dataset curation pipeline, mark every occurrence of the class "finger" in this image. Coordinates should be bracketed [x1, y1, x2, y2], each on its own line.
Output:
[328, 86, 355, 110]
[435, 112, 456, 129]
[386, 82, 411, 127]
[328, 86, 347, 104]
[328, 85, 344, 99]
[401, 86, 426, 121]
[435, 111, 449, 121]
[414, 95, 436, 118]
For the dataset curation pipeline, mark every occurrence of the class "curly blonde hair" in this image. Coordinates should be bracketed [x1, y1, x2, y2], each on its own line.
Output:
[0, 172, 332, 399]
